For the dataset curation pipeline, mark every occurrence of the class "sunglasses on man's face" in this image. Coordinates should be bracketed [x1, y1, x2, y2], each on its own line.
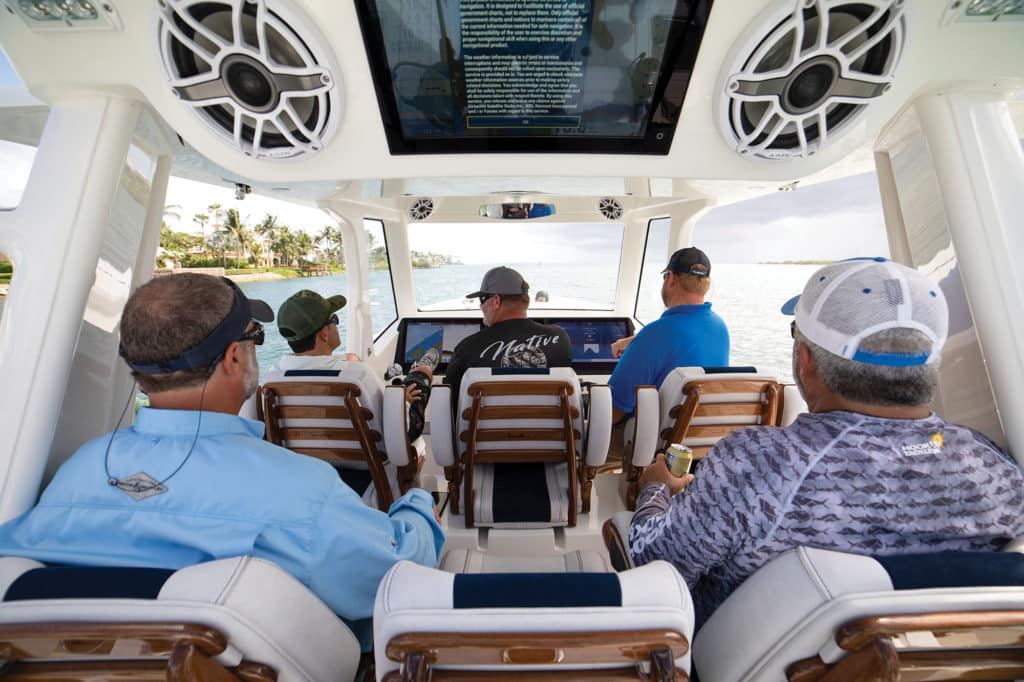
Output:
[327, 313, 339, 326]
[238, 321, 265, 346]
[479, 294, 495, 305]
[790, 320, 797, 340]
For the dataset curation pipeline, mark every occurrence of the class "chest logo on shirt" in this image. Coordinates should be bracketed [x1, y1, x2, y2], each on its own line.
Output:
[900, 432, 944, 457]
[481, 335, 561, 368]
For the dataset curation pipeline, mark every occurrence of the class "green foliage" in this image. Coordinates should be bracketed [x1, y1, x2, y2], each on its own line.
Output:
[159, 223, 202, 253]
[410, 250, 458, 268]
[0, 261, 12, 274]
[180, 255, 248, 269]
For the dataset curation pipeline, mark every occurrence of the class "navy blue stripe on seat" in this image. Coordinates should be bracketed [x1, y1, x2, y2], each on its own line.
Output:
[490, 368, 550, 375]
[875, 552, 1024, 590]
[5, 567, 175, 601]
[492, 463, 551, 523]
[454, 573, 621, 608]
[283, 370, 342, 377]
[702, 366, 756, 374]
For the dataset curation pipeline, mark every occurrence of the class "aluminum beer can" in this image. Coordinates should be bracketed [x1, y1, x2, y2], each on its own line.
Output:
[665, 444, 693, 477]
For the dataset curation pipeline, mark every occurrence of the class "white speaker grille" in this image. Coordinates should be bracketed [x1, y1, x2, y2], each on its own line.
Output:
[599, 197, 623, 221]
[717, 0, 906, 160]
[409, 198, 434, 221]
[157, 0, 341, 159]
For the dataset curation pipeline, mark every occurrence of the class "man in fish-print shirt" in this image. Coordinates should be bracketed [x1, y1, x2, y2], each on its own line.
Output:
[629, 258, 1024, 633]
[444, 266, 572, 397]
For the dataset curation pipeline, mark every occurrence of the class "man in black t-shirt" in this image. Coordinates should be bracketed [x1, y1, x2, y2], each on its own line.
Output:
[444, 266, 572, 397]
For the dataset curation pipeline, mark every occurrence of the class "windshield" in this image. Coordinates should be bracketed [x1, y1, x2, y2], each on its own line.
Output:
[409, 222, 622, 310]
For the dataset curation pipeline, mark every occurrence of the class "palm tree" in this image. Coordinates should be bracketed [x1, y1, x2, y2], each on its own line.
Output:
[223, 209, 253, 266]
[296, 231, 315, 264]
[273, 226, 298, 267]
[192, 213, 210, 253]
[317, 225, 343, 265]
[208, 202, 223, 233]
[163, 203, 182, 223]
[255, 213, 281, 267]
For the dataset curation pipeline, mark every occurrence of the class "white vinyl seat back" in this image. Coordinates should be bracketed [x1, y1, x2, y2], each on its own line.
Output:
[451, 367, 611, 528]
[261, 366, 416, 510]
[262, 364, 389, 458]
[652, 367, 782, 460]
[373, 560, 694, 680]
[0, 556, 360, 682]
[456, 367, 586, 458]
[780, 384, 808, 426]
[694, 547, 1024, 682]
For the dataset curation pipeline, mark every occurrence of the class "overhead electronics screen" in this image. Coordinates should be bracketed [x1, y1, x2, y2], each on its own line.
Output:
[355, 0, 712, 154]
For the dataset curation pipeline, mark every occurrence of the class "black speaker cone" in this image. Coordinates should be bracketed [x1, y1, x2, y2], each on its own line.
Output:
[225, 60, 274, 110]
[787, 62, 835, 111]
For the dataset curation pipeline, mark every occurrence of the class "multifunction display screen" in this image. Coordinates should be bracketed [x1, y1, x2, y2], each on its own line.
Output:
[355, 0, 711, 154]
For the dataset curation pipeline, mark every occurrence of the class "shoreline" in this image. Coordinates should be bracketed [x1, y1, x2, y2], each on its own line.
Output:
[225, 272, 288, 283]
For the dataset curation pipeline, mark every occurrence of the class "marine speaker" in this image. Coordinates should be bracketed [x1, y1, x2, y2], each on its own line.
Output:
[408, 198, 434, 221]
[716, 0, 906, 160]
[599, 197, 623, 221]
[156, 0, 341, 159]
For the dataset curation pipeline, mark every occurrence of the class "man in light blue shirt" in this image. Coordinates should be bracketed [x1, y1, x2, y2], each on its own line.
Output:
[0, 273, 444, 650]
[609, 247, 730, 421]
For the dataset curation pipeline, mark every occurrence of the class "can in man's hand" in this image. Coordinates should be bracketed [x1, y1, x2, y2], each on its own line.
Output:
[665, 443, 693, 477]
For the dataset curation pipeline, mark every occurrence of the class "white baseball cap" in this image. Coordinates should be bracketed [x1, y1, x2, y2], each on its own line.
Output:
[781, 258, 948, 367]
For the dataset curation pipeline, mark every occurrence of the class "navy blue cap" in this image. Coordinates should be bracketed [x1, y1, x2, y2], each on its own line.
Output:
[663, 247, 710, 277]
[120, 278, 273, 375]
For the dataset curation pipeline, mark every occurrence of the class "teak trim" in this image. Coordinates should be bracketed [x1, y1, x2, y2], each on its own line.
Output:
[625, 379, 781, 509]
[261, 381, 394, 510]
[0, 622, 276, 682]
[786, 609, 1024, 682]
[384, 629, 689, 681]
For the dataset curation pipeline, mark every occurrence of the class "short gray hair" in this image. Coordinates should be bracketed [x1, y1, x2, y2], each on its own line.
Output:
[798, 327, 938, 406]
[121, 273, 234, 394]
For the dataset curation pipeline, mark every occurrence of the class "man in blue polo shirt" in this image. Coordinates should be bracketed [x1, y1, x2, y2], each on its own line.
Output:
[609, 246, 730, 424]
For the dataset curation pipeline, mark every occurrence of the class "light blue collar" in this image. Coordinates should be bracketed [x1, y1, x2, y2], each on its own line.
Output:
[133, 407, 265, 438]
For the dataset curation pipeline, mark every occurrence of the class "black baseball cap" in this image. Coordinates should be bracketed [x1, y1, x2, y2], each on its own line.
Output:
[663, 247, 711, 277]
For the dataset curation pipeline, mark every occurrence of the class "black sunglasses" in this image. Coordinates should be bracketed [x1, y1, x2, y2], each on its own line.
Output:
[790, 320, 797, 339]
[479, 294, 495, 304]
[238, 321, 265, 346]
[326, 313, 339, 326]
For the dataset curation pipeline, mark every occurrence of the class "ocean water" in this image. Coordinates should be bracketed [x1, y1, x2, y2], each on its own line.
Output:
[238, 263, 820, 384]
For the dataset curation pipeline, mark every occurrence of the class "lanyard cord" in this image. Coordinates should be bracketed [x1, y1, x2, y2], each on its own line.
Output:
[103, 378, 209, 492]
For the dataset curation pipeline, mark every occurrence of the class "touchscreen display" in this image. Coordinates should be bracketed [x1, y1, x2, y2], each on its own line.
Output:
[555, 319, 630, 363]
[403, 320, 481, 365]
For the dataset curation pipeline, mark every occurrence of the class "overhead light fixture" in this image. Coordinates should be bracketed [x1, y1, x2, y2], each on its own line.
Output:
[943, 0, 1024, 23]
[966, 0, 1024, 16]
[9, 0, 122, 31]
